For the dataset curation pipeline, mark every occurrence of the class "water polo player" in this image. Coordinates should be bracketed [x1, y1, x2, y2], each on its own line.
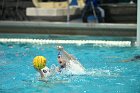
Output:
[123, 55, 140, 62]
[56, 46, 85, 73]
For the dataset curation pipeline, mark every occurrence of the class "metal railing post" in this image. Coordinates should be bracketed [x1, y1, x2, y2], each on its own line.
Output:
[137, 0, 140, 46]
[67, 0, 70, 22]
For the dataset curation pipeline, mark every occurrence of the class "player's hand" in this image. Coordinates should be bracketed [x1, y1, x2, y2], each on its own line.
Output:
[57, 46, 64, 51]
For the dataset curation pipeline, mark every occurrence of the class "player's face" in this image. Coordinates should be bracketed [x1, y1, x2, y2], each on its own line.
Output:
[58, 57, 66, 66]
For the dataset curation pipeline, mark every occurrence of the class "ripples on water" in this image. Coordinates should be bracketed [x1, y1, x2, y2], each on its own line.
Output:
[0, 42, 140, 93]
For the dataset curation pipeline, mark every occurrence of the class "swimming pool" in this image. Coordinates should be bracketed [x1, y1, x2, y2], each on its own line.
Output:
[0, 34, 140, 93]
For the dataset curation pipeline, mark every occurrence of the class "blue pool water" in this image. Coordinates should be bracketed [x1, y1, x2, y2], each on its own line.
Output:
[0, 34, 140, 93]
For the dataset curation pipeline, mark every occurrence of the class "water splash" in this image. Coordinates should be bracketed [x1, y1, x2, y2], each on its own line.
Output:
[85, 69, 119, 77]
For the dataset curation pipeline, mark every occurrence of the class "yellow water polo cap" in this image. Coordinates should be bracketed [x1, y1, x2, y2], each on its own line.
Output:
[33, 56, 47, 70]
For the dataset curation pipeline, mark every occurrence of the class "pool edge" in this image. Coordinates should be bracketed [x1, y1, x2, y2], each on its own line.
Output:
[0, 21, 137, 36]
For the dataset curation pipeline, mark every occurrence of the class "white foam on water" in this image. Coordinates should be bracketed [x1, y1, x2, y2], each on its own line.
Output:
[85, 69, 119, 77]
[65, 60, 86, 75]
[59, 63, 119, 77]
[59, 68, 119, 78]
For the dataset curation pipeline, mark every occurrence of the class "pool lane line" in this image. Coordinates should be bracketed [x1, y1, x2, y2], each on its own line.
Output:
[0, 38, 132, 47]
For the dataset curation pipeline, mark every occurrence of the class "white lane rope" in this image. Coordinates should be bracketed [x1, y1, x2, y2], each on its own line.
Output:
[0, 38, 132, 47]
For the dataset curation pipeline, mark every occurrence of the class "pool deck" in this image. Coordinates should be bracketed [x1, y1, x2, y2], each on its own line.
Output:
[0, 21, 136, 36]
